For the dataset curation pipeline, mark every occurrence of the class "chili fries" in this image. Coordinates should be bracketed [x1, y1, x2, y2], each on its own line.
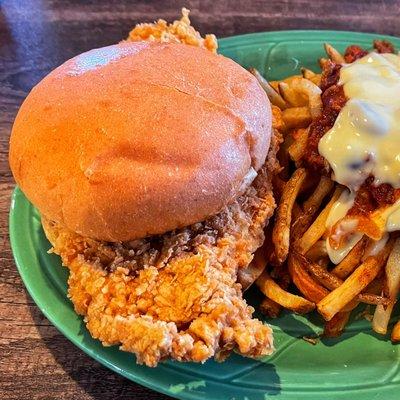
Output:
[249, 42, 400, 339]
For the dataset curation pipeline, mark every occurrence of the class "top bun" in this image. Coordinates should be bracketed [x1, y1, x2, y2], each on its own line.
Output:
[9, 41, 272, 241]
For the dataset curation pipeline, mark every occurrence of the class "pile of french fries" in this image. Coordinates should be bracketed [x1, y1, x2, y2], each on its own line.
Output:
[248, 43, 400, 340]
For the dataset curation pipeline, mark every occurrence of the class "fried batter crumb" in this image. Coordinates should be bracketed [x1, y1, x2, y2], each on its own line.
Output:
[127, 8, 218, 53]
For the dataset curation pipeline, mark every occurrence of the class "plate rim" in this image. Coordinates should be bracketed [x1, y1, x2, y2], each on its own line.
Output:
[219, 28, 400, 46]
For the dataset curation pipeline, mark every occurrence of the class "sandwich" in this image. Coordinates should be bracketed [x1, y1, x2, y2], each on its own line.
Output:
[9, 18, 279, 366]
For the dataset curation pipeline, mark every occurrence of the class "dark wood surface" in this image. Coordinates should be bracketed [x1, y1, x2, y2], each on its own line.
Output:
[1, 1, 400, 399]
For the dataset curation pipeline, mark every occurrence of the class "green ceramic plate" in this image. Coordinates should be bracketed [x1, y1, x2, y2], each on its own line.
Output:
[9, 30, 400, 400]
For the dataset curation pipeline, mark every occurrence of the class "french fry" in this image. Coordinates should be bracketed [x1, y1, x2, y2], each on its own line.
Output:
[299, 173, 320, 196]
[241, 228, 275, 289]
[317, 240, 394, 321]
[288, 78, 323, 118]
[324, 311, 351, 337]
[288, 128, 309, 163]
[260, 297, 282, 319]
[281, 75, 304, 85]
[331, 237, 368, 279]
[324, 43, 345, 64]
[288, 254, 329, 302]
[278, 82, 308, 107]
[319, 57, 329, 69]
[328, 215, 380, 249]
[309, 74, 322, 87]
[329, 202, 400, 249]
[249, 68, 288, 109]
[391, 321, 400, 342]
[301, 67, 316, 79]
[269, 80, 279, 92]
[298, 253, 342, 290]
[270, 75, 303, 88]
[300, 68, 322, 86]
[306, 240, 328, 262]
[295, 187, 343, 255]
[363, 235, 390, 261]
[272, 168, 307, 263]
[282, 107, 312, 129]
[303, 176, 334, 216]
[358, 293, 390, 306]
[238, 246, 268, 291]
[368, 204, 400, 239]
[372, 238, 400, 334]
[277, 136, 294, 179]
[257, 271, 315, 314]
[296, 252, 389, 306]
[292, 176, 334, 238]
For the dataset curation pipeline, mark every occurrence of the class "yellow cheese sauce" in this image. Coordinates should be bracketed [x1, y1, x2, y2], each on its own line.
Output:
[387, 202, 400, 231]
[363, 233, 389, 259]
[318, 52, 400, 263]
[325, 190, 362, 264]
[319, 52, 400, 190]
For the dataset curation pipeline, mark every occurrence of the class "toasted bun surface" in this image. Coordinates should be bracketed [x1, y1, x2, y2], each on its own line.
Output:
[9, 41, 272, 241]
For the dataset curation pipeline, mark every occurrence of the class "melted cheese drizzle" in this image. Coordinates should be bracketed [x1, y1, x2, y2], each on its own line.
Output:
[325, 190, 362, 264]
[363, 233, 389, 259]
[318, 52, 400, 263]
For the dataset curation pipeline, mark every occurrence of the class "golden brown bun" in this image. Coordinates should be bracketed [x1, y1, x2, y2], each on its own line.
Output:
[9, 41, 272, 241]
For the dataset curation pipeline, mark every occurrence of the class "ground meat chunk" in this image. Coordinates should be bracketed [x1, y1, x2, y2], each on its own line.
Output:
[344, 45, 368, 63]
[304, 77, 346, 173]
[320, 60, 342, 91]
[373, 39, 395, 54]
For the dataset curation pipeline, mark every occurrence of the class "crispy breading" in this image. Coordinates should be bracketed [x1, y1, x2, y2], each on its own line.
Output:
[127, 8, 218, 53]
[42, 132, 279, 366]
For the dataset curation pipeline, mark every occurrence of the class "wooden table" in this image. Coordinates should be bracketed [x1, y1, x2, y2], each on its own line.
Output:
[1, 1, 399, 399]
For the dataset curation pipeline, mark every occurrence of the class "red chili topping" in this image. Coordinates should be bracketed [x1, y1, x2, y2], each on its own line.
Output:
[348, 177, 396, 216]
[344, 45, 368, 63]
[303, 61, 346, 173]
[302, 41, 397, 210]
[373, 39, 395, 54]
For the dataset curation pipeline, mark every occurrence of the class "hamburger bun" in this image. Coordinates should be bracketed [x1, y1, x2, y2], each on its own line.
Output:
[9, 41, 272, 241]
